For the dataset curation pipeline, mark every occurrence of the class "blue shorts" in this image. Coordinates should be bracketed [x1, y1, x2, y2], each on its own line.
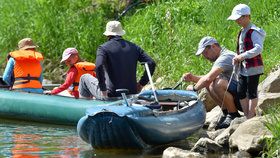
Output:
[227, 80, 243, 112]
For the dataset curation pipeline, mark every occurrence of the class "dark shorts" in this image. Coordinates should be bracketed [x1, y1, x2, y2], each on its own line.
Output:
[237, 74, 260, 99]
[227, 80, 243, 112]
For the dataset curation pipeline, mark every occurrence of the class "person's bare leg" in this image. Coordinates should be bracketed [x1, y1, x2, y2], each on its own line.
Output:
[240, 98, 249, 118]
[207, 83, 222, 106]
[213, 79, 237, 113]
[248, 98, 258, 119]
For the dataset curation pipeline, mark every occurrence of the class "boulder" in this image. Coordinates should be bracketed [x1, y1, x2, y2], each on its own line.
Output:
[256, 92, 280, 115]
[162, 147, 205, 158]
[204, 106, 221, 129]
[215, 124, 239, 147]
[229, 116, 273, 155]
[258, 68, 280, 93]
[191, 138, 224, 153]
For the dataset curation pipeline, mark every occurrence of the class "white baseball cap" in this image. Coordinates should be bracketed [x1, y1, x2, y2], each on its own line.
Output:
[227, 4, 250, 20]
[195, 36, 218, 56]
[60, 48, 78, 63]
[103, 21, 125, 36]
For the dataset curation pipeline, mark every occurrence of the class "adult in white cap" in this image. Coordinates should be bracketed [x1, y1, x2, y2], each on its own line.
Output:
[182, 36, 242, 129]
[79, 20, 156, 99]
[228, 4, 266, 119]
[2, 38, 44, 94]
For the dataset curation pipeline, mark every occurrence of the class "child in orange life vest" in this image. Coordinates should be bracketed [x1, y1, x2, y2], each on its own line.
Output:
[44, 48, 95, 98]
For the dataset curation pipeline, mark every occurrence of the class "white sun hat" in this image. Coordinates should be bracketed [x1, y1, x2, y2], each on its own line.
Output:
[103, 21, 126, 36]
[195, 36, 218, 56]
[227, 4, 251, 20]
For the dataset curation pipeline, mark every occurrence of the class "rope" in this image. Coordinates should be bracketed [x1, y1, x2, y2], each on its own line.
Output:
[214, 64, 239, 128]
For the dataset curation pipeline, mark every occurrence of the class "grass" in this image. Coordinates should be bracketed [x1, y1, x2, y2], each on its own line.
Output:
[263, 106, 280, 157]
[1, 0, 280, 85]
[122, 0, 280, 87]
[0, 0, 280, 84]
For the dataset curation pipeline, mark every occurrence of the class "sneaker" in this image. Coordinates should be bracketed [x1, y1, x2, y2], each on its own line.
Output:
[215, 114, 227, 130]
[215, 113, 240, 129]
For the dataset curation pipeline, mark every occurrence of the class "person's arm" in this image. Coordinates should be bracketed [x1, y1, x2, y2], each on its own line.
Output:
[242, 31, 265, 59]
[3, 58, 15, 86]
[39, 62, 43, 84]
[51, 67, 77, 94]
[233, 30, 265, 64]
[183, 73, 202, 83]
[95, 46, 107, 92]
[186, 67, 223, 91]
[137, 46, 156, 86]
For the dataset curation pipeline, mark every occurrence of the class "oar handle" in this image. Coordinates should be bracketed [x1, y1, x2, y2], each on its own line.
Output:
[141, 62, 159, 103]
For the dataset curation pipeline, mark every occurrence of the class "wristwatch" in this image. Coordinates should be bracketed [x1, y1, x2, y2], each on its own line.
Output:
[193, 85, 197, 92]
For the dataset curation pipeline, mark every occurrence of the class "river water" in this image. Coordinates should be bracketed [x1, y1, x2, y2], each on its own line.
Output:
[0, 118, 197, 158]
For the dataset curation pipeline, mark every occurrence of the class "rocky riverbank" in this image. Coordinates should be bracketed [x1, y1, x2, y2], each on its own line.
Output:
[162, 68, 280, 158]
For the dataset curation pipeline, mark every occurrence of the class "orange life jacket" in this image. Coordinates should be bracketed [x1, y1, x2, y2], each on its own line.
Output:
[9, 50, 43, 89]
[72, 62, 96, 92]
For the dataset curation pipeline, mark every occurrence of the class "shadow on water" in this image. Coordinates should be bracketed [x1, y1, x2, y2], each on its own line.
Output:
[0, 118, 229, 158]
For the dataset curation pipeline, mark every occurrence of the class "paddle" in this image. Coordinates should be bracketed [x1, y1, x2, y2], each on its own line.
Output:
[42, 83, 61, 90]
[116, 89, 130, 106]
[162, 78, 183, 90]
[141, 62, 161, 109]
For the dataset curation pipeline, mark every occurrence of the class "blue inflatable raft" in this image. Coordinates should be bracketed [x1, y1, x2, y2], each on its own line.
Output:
[77, 89, 206, 149]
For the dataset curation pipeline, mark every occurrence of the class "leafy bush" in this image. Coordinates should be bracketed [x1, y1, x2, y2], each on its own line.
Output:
[0, 0, 279, 86]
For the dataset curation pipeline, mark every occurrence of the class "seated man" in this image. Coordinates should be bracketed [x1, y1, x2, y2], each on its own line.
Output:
[79, 20, 156, 100]
[3, 38, 44, 94]
[182, 36, 242, 129]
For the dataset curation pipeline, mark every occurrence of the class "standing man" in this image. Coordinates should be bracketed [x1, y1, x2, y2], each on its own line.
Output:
[79, 20, 156, 99]
[3, 38, 44, 94]
[228, 4, 266, 119]
[183, 36, 242, 129]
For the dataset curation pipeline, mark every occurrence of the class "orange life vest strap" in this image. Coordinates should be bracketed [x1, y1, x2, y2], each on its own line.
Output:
[14, 74, 40, 86]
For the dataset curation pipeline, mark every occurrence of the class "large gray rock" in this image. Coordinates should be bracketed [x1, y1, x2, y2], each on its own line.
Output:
[207, 129, 225, 140]
[191, 138, 224, 153]
[258, 68, 280, 93]
[205, 106, 221, 130]
[215, 124, 239, 147]
[229, 116, 272, 155]
[256, 92, 280, 115]
[162, 147, 205, 158]
[198, 88, 217, 112]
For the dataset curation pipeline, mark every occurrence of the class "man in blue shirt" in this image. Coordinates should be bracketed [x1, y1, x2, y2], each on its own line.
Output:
[79, 21, 156, 99]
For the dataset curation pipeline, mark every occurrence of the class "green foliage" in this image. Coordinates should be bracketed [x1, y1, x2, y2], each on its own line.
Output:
[0, 0, 116, 81]
[0, 0, 279, 86]
[263, 106, 280, 157]
[122, 0, 280, 87]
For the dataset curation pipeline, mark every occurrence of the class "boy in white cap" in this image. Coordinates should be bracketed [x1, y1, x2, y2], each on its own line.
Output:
[228, 4, 266, 119]
[182, 36, 242, 129]
[79, 20, 156, 99]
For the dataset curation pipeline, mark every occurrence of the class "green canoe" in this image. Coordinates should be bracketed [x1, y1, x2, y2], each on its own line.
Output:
[0, 89, 118, 126]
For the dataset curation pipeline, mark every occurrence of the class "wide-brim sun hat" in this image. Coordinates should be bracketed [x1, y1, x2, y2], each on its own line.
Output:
[195, 36, 218, 56]
[18, 38, 38, 50]
[60, 48, 78, 63]
[227, 4, 250, 20]
[103, 21, 126, 36]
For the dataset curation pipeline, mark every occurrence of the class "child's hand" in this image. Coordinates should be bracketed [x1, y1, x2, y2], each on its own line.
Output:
[232, 54, 244, 65]
[43, 90, 52, 95]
